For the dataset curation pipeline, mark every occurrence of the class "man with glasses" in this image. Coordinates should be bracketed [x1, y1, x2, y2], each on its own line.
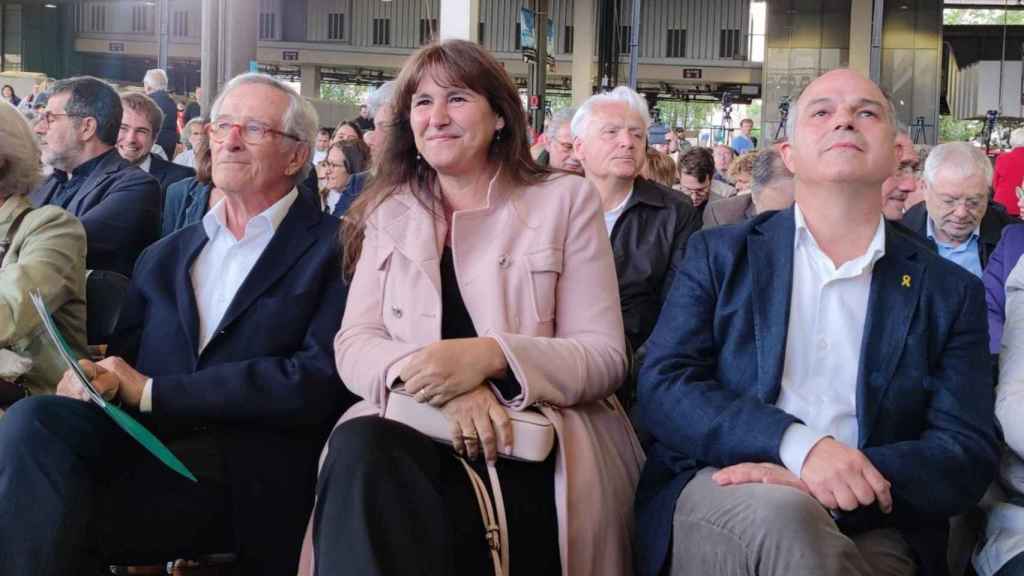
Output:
[29, 76, 161, 277]
[880, 131, 919, 221]
[0, 73, 354, 575]
[901, 142, 1017, 277]
[677, 147, 737, 216]
[544, 107, 583, 174]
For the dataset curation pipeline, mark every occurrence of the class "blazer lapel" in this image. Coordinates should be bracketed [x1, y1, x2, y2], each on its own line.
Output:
[175, 225, 209, 361]
[208, 196, 320, 342]
[748, 208, 796, 402]
[378, 194, 442, 298]
[856, 224, 925, 445]
[67, 152, 121, 215]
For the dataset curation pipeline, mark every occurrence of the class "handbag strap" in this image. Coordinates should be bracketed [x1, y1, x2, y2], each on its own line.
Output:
[0, 207, 32, 264]
[459, 459, 509, 576]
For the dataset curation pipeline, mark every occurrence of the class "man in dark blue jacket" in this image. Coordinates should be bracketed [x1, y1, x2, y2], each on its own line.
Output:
[118, 91, 195, 208]
[144, 68, 180, 160]
[0, 73, 353, 575]
[635, 69, 998, 576]
[30, 76, 161, 277]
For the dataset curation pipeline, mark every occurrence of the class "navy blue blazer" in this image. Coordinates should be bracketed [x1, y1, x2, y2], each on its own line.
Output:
[30, 149, 161, 277]
[329, 170, 368, 219]
[161, 176, 210, 238]
[634, 207, 999, 576]
[108, 194, 353, 572]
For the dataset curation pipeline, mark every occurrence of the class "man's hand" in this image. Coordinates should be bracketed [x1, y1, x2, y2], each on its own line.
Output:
[56, 359, 118, 402]
[95, 357, 148, 410]
[801, 437, 893, 513]
[712, 462, 810, 493]
[401, 338, 508, 406]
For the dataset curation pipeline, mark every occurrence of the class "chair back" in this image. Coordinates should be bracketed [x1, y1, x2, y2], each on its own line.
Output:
[86, 270, 131, 345]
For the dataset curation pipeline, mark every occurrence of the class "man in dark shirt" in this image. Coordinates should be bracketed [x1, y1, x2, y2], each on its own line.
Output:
[30, 76, 161, 277]
[144, 68, 180, 160]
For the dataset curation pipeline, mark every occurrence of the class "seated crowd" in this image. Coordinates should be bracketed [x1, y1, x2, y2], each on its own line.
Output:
[0, 39, 1023, 576]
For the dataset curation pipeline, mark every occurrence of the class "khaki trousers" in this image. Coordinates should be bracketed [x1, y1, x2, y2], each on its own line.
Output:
[671, 468, 917, 576]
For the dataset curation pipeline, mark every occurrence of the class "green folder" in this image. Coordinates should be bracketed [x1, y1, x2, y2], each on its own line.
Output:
[29, 290, 197, 483]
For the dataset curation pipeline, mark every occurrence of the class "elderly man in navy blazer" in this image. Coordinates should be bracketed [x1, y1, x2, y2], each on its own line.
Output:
[30, 76, 161, 277]
[0, 74, 353, 575]
[635, 69, 999, 576]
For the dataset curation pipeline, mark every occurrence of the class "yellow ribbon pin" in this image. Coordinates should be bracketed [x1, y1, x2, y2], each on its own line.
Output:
[901, 275, 911, 288]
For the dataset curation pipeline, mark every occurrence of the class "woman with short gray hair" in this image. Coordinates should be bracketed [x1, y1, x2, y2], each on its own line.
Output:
[0, 100, 87, 408]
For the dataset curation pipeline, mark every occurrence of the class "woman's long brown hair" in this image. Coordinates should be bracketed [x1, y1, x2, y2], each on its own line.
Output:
[340, 39, 550, 279]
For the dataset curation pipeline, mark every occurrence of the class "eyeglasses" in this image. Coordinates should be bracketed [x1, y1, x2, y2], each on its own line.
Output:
[935, 195, 985, 211]
[322, 161, 345, 170]
[38, 111, 80, 126]
[208, 119, 301, 145]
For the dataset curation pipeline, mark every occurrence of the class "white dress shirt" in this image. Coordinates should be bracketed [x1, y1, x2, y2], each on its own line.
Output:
[140, 188, 299, 412]
[173, 149, 196, 169]
[138, 155, 152, 174]
[776, 204, 887, 475]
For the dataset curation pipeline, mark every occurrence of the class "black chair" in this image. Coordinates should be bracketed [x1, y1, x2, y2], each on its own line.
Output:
[86, 270, 131, 347]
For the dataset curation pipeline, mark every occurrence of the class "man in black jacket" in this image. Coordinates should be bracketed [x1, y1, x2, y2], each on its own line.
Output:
[118, 92, 195, 207]
[30, 76, 161, 277]
[572, 86, 702, 360]
[144, 68, 180, 160]
[900, 141, 1018, 277]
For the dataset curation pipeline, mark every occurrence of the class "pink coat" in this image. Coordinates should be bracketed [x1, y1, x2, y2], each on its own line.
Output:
[299, 169, 645, 576]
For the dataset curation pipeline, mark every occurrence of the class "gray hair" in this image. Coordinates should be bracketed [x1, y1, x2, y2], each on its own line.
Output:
[548, 107, 577, 136]
[143, 68, 168, 91]
[0, 101, 41, 198]
[750, 148, 793, 205]
[210, 73, 320, 184]
[571, 86, 651, 138]
[922, 141, 992, 190]
[180, 117, 203, 145]
[1011, 128, 1024, 149]
[365, 80, 396, 118]
[784, 70, 898, 139]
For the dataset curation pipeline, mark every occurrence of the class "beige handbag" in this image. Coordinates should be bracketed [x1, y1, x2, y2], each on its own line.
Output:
[383, 387, 556, 576]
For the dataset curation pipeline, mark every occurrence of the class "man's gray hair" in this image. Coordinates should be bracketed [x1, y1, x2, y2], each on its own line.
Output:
[784, 71, 898, 139]
[210, 73, 320, 184]
[143, 68, 168, 91]
[571, 86, 651, 138]
[922, 141, 992, 190]
[749, 148, 793, 204]
[1011, 128, 1024, 149]
[365, 80, 396, 118]
[0, 101, 41, 198]
[548, 107, 577, 137]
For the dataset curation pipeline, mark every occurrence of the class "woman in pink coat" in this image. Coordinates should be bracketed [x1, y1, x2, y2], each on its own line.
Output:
[309, 40, 644, 575]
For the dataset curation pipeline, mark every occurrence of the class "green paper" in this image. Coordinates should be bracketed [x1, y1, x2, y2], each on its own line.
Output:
[29, 290, 198, 483]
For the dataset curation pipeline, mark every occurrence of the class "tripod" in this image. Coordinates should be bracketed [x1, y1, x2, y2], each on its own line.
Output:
[719, 92, 734, 146]
[775, 97, 791, 142]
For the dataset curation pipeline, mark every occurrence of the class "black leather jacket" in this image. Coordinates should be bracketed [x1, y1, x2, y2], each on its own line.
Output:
[610, 177, 702, 352]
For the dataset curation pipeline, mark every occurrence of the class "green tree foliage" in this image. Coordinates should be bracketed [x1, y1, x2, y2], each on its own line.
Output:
[944, 8, 1024, 25]
[320, 83, 371, 105]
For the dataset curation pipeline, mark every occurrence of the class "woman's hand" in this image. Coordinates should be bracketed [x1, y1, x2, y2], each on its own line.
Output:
[400, 338, 508, 407]
[441, 386, 513, 463]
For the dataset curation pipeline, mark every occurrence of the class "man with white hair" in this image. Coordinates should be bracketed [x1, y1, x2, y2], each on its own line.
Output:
[902, 142, 1017, 277]
[543, 106, 582, 174]
[0, 73, 355, 574]
[994, 127, 1024, 216]
[572, 85, 701, 374]
[143, 68, 180, 160]
[880, 131, 919, 221]
[363, 80, 396, 160]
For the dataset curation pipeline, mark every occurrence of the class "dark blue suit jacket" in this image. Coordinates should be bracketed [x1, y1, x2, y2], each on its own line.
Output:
[30, 149, 161, 277]
[107, 194, 353, 572]
[148, 154, 195, 204]
[161, 176, 210, 238]
[634, 208, 999, 576]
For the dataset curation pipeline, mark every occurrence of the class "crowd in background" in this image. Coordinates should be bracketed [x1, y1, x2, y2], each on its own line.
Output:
[5, 38, 1024, 576]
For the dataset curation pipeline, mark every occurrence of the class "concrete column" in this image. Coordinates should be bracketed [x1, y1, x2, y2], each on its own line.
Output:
[300, 64, 321, 98]
[849, 0, 873, 77]
[571, 0, 594, 106]
[439, 0, 480, 42]
[200, 0, 219, 111]
[221, 0, 258, 85]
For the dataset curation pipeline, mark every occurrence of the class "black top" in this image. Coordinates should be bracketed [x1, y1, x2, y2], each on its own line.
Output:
[51, 148, 115, 209]
[440, 246, 520, 398]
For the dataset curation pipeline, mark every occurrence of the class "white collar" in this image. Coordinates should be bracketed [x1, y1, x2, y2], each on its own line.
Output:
[201, 187, 298, 241]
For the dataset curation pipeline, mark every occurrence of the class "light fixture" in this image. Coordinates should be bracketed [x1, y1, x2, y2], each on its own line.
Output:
[44, 3, 57, 7]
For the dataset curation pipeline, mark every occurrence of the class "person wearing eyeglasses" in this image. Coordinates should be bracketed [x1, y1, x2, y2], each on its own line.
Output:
[0, 73, 355, 575]
[28, 76, 161, 278]
[320, 140, 370, 218]
[900, 142, 1017, 278]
